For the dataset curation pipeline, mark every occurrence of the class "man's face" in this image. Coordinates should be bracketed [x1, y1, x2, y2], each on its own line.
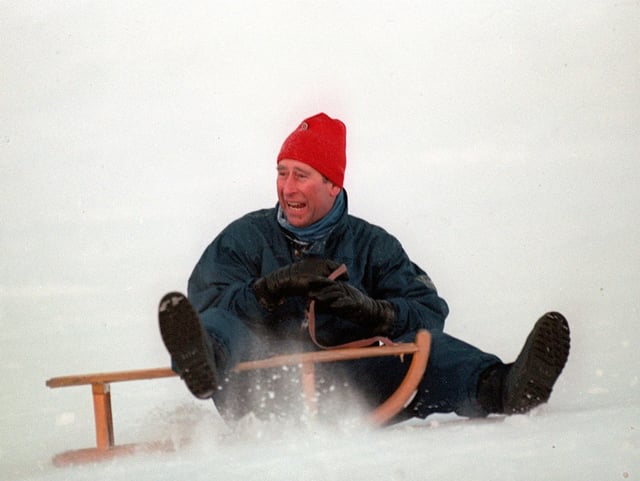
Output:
[277, 159, 342, 228]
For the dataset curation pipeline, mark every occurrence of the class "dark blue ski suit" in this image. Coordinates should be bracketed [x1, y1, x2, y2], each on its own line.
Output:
[188, 196, 500, 421]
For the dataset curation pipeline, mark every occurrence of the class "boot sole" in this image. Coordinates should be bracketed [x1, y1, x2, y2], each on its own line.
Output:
[504, 312, 571, 414]
[158, 292, 217, 399]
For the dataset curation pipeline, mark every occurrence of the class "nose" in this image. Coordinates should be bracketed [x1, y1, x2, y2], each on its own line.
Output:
[280, 174, 297, 196]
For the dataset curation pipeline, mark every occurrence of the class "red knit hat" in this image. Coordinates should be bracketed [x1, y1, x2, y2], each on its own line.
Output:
[277, 113, 346, 188]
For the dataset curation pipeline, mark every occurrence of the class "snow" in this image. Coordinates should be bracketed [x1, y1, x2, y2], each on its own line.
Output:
[1, 1, 639, 480]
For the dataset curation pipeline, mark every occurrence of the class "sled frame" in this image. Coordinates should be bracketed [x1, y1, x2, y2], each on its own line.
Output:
[46, 330, 430, 466]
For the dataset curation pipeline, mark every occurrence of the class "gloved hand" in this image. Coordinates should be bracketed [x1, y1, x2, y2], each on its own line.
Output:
[253, 258, 344, 310]
[309, 279, 395, 335]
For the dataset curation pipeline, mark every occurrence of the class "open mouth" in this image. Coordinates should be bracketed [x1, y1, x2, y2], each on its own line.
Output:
[287, 202, 306, 211]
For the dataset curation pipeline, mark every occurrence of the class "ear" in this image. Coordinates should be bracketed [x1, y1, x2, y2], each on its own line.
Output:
[329, 184, 342, 198]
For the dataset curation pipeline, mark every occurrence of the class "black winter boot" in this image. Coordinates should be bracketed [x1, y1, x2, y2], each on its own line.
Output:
[477, 312, 571, 415]
[159, 292, 219, 400]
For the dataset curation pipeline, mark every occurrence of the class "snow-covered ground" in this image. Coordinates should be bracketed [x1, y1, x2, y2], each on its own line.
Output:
[2, 2, 639, 480]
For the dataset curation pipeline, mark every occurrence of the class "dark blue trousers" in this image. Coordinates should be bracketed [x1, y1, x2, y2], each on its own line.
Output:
[199, 308, 501, 421]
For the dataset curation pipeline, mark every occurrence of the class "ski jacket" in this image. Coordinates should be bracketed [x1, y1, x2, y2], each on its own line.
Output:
[188, 197, 449, 356]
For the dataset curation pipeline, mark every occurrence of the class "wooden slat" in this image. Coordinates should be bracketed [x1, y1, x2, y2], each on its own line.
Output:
[46, 343, 420, 389]
[46, 367, 176, 388]
[234, 342, 419, 371]
[92, 383, 115, 450]
[300, 362, 317, 416]
[52, 439, 179, 467]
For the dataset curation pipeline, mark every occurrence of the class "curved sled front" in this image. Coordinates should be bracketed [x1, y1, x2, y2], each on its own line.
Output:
[45, 329, 431, 466]
[368, 329, 430, 425]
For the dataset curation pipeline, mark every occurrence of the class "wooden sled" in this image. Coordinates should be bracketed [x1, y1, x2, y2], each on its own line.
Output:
[46, 329, 430, 466]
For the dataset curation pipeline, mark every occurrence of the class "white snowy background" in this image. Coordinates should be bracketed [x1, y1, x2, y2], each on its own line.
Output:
[1, 1, 639, 480]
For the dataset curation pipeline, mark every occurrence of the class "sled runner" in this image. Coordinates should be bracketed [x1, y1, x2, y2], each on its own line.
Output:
[45, 329, 430, 466]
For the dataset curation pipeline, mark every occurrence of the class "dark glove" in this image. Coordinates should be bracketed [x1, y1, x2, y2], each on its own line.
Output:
[309, 279, 395, 335]
[253, 258, 344, 310]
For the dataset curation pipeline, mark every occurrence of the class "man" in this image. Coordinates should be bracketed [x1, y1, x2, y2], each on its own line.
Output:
[159, 113, 570, 422]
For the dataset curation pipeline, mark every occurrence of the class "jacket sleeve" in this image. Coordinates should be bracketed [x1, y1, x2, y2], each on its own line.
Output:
[187, 222, 269, 324]
[365, 229, 449, 336]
